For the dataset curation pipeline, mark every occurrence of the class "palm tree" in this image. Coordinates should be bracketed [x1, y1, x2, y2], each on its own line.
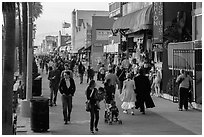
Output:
[2, 2, 43, 134]
[2, 2, 16, 135]
[32, 2, 43, 21]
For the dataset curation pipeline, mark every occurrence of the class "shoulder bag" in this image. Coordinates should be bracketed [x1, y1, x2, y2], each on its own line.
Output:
[85, 89, 94, 112]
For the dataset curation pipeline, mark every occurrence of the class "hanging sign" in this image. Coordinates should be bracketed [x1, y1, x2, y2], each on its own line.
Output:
[153, 2, 163, 44]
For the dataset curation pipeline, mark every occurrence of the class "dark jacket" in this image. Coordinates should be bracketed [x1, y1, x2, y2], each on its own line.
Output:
[116, 68, 126, 82]
[78, 64, 85, 74]
[134, 75, 151, 94]
[59, 78, 76, 96]
[48, 70, 56, 88]
[134, 74, 155, 108]
[87, 68, 94, 77]
[86, 87, 98, 105]
[104, 83, 115, 104]
[48, 69, 61, 88]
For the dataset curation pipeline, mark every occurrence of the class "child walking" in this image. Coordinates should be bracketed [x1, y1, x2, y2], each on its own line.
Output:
[121, 73, 136, 115]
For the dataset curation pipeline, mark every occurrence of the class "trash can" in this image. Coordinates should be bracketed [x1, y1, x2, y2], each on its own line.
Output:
[32, 76, 42, 96]
[30, 97, 49, 132]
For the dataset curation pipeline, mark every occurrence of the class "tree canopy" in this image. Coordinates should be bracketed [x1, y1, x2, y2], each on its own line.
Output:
[32, 2, 43, 21]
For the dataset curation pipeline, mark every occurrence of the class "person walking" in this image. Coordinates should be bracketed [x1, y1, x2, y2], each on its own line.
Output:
[87, 66, 95, 83]
[78, 61, 85, 84]
[96, 62, 101, 81]
[152, 70, 162, 97]
[40, 59, 44, 73]
[176, 69, 193, 111]
[45, 61, 49, 74]
[99, 64, 106, 83]
[116, 65, 126, 91]
[134, 68, 155, 114]
[61, 63, 73, 79]
[52, 65, 61, 106]
[85, 80, 100, 134]
[121, 57, 130, 72]
[121, 73, 136, 115]
[105, 69, 121, 95]
[59, 71, 76, 124]
[48, 66, 56, 106]
[104, 79, 115, 104]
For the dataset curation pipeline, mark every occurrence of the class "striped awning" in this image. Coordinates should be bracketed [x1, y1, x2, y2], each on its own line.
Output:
[112, 5, 153, 33]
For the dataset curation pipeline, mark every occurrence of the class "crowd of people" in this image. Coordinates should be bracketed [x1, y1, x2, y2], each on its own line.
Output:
[35, 54, 193, 134]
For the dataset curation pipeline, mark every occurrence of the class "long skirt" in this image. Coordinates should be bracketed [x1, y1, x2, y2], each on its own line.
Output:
[121, 102, 135, 110]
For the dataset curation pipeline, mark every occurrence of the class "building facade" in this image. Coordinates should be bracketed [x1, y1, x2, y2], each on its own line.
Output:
[110, 2, 202, 109]
[71, 10, 109, 53]
[111, 2, 153, 65]
[91, 16, 115, 71]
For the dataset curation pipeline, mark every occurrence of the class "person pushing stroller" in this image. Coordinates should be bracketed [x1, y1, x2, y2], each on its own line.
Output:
[104, 79, 122, 125]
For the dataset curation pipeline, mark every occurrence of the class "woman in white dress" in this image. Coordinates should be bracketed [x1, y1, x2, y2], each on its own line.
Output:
[121, 73, 136, 115]
[152, 70, 162, 97]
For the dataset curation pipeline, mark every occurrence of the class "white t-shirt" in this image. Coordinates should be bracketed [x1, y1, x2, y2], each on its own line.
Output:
[122, 59, 129, 69]
[176, 74, 192, 89]
[65, 78, 70, 88]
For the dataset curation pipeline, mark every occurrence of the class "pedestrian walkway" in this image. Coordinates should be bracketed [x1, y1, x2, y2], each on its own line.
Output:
[16, 71, 202, 135]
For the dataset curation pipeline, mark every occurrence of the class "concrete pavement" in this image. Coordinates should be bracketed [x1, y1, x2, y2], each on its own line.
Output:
[16, 71, 202, 135]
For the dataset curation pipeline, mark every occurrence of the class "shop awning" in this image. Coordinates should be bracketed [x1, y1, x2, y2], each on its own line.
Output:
[112, 5, 153, 33]
[84, 45, 91, 51]
[78, 46, 85, 53]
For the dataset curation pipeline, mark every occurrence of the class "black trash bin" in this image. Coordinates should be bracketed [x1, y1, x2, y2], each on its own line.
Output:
[30, 97, 49, 132]
[32, 76, 42, 96]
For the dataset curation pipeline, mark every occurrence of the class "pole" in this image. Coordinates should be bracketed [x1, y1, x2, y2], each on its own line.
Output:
[20, 2, 33, 117]
[26, 2, 33, 100]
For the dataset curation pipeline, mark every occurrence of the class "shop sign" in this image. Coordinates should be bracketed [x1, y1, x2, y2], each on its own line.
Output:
[153, 2, 163, 44]
[96, 30, 112, 40]
[94, 43, 103, 47]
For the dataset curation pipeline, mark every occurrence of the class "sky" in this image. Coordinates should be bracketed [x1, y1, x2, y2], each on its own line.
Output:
[34, 2, 109, 46]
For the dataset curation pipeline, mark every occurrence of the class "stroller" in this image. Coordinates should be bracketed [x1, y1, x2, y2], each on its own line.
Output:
[104, 95, 122, 125]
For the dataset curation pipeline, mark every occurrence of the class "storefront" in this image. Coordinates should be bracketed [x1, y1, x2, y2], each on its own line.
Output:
[77, 46, 85, 61]
[160, 2, 193, 98]
[103, 43, 119, 66]
[84, 45, 91, 65]
[112, 4, 153, 65]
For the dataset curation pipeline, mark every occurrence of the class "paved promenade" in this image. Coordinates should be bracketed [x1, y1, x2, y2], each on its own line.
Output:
[16, 71, 202, 135]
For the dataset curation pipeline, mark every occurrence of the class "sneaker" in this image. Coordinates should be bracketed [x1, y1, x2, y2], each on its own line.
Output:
[123, 110, 128, 114]
[178, 109, 183, 111]
[90, 131, 94, 134]
[131, 111, 134, 115]
[64, 121, 68, 125]
[95, 128, 99, 132]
